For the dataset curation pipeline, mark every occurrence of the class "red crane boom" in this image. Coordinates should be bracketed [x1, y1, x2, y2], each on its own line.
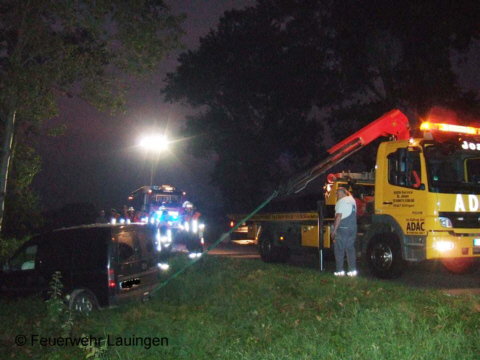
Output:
[284, 109, 411, 194]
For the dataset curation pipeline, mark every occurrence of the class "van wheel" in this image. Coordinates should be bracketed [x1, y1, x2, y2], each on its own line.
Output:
[70, 290, 96, 316]
[366, 234, 405, 279]
[441, 257, 475, 274]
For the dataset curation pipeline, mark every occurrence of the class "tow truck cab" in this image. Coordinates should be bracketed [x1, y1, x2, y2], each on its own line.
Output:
[372, 133, 480, 266]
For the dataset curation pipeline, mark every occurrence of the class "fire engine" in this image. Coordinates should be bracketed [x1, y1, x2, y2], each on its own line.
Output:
[128, 185, 187, 224]
[128, 185, 204, 256]
[228, 109, 480, 278]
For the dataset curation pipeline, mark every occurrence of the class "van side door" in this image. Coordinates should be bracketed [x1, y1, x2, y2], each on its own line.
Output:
[71, 228, 110, 307]
[36, 232, 74, 294]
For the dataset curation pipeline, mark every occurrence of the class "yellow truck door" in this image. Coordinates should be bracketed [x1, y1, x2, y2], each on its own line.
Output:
[375, 141, 429, 238]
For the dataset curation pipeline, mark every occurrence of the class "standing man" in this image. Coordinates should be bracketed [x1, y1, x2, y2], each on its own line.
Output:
[95, 210, 108, 224]
[182, 201, 204, 256]
[109, 208, 120, 224]
[331, 187, 357, 277]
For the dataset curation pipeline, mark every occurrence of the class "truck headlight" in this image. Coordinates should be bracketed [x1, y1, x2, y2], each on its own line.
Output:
[157, 263, 169, 270]
[433, 241, 455, 252]
[439, 217, 452, 228]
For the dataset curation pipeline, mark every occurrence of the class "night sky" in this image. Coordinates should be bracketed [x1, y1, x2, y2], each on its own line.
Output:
[32, 1, 256, 213]
[31, 0, 479, 214]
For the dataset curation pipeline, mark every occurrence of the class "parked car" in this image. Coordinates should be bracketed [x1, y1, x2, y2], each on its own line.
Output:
[0, 223, 170, 314]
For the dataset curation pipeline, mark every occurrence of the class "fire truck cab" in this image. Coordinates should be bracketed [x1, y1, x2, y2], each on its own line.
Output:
[128, 185, 186, 218]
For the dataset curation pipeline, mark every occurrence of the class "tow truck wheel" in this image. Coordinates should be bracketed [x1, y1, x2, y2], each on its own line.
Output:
[259, 232, 275, 262]
[258, 232, 287, 263]
[441, 257, 475, 274]
[366, 234, 405, 279]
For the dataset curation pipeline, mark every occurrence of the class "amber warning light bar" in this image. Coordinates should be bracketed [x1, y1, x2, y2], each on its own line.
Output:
[420, 122, 480, 135]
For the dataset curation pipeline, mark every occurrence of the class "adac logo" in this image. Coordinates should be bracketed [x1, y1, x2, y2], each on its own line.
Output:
[454, 194, 480, 212]
[406, 221, 425, 232]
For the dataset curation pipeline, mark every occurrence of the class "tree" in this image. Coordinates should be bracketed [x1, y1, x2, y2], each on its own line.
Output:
[2, 141, 43, 238]
[163, 6, 324, 211]
[163, 0, 479, 211]
[318, 0, 480, 140]
[0, 0, 185, 231]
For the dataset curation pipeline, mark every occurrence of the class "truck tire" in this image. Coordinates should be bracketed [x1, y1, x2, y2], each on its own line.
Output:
[258, 232, 289, 263]
[366, 233, 405, 279]
[441, 257, 476, 274]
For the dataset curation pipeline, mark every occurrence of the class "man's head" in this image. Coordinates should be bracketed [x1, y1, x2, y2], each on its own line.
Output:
[182, 201, 195, 213]
[336, 187, 349, 199]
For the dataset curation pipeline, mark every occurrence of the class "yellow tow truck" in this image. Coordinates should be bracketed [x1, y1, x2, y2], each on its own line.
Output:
[228, 109, 480, 278]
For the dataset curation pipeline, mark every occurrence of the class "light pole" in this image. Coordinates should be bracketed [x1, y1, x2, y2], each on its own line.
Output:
[140, 134, 169, 185]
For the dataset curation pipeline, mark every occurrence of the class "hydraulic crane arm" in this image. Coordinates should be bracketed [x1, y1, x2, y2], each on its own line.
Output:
[282, 109, 411, 195]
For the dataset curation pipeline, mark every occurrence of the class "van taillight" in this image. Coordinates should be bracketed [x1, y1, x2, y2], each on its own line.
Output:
[108, 269, 116, 288]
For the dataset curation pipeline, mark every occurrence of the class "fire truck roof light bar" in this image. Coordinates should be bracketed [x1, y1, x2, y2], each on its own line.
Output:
[420, 122, 480, 135]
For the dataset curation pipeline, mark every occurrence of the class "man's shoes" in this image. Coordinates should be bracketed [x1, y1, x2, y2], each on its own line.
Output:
[334, 271, 345, 277]
[347, 270, 358, 277]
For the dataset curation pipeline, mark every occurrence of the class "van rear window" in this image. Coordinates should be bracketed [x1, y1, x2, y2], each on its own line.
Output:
[117, 232, 135, 262]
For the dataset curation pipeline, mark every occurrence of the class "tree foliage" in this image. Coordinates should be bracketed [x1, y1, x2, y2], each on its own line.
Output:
[3, 142, 43, 237]
[164, 5, 324, 211]
[0, 0, 185, 231]
[317, 0, 480, 138]
[163, 0, 479, 211]
[1, 0, 184, 117]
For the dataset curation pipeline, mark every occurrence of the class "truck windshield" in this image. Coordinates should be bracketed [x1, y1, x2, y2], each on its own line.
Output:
[424, 142, 480, 194]
[151, 193, 181, 207]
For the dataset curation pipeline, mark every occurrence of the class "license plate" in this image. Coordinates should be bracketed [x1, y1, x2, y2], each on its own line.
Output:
[474, 239, 480, 247]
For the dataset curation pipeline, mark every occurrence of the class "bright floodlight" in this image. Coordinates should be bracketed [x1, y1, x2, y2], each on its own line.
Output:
[140, 135, 168, 152]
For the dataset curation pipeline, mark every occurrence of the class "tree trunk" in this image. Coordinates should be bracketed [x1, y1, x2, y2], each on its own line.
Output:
[0, 110, 16, 233]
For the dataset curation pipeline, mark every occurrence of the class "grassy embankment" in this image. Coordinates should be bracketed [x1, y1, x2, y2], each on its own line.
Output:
[1, 255, 479, 359]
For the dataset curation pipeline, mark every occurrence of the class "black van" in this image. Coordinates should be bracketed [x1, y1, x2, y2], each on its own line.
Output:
[0, 224, 169, 314]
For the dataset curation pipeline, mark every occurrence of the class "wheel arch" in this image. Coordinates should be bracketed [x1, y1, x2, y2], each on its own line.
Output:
[363, 215, 406, 258]
[68, 288, 100, 311]
[258, 222, 280, 246]
[257, 225, 290, 263]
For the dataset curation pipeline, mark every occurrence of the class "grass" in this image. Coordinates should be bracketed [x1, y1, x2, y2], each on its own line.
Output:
[1, 255, 479, 359]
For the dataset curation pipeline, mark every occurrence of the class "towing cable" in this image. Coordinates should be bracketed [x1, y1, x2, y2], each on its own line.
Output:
[150, 190, 279, 296]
